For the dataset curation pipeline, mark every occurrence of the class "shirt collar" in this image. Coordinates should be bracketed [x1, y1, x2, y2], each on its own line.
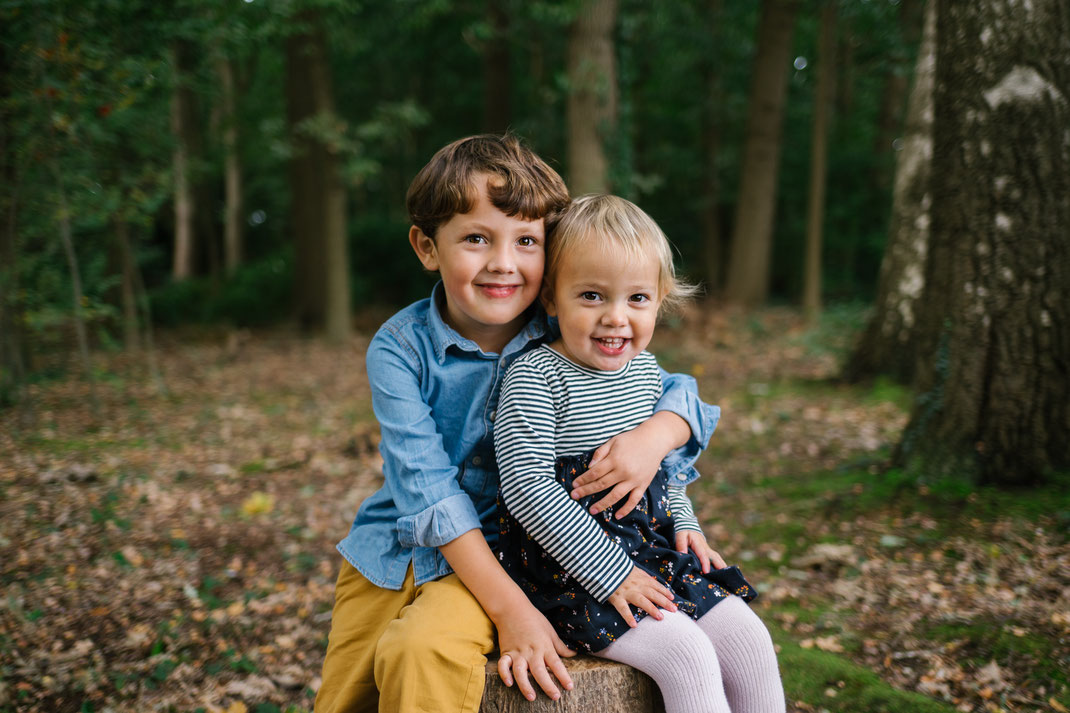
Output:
[427, 281, 549, 364]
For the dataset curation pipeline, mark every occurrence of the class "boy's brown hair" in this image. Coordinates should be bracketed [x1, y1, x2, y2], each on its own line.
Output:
[406, 134, 570, 238]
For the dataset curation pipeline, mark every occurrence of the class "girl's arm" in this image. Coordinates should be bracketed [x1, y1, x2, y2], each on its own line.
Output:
[667, 486, 726, 573]
[439, 531, 575, 702]
[570, 368, 720, 517]
[495, 362, 676, 620]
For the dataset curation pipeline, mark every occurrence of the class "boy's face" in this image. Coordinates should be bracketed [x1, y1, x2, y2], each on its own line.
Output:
[409, 174, 545, 351]
[544, 243, 662, 371]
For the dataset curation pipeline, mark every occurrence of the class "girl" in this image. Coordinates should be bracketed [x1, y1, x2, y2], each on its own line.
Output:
[494, 195, 785, 713]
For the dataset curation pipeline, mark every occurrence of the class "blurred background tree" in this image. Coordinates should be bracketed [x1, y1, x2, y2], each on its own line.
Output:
[2, 0, 1065, 483]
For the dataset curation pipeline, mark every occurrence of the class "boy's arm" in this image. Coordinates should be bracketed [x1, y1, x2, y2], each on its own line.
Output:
[570, 366, 721, 516]
[439, 531, 575, 702]
[368, 335, 574, 700]
[366, 335, 484, 549]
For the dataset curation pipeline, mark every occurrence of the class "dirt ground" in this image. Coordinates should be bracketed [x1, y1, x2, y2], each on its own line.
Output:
[2, 306, 1066, 713]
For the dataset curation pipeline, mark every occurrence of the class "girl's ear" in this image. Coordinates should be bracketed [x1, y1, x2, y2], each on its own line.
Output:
[541, 282, 557, 317]
[409, 226, 439, 272]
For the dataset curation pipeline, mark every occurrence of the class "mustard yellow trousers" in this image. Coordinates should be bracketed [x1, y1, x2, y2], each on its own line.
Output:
[314, 561, 496, 713]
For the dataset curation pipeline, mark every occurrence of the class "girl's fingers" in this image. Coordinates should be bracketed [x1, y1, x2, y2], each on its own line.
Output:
[633, 595, 662, 620]
[697, 546, 711, 573]
[612, 599, 638, 628]
[711, 550, 727, 570]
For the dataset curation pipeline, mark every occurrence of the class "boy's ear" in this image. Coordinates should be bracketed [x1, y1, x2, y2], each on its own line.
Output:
[409, 226, 439, 272]
[541, 282, 557, 317]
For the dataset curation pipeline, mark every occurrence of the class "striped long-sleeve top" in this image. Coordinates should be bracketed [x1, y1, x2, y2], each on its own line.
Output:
[494, 345, 702, 603]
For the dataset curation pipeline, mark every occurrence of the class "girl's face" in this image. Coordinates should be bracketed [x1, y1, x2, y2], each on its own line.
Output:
[544, 243, 662, 371]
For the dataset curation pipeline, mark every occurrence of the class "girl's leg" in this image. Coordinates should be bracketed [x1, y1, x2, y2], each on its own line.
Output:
[373, 572, 496, 713]
[594, 610, 732, 713]
[696, 596, 786, 713]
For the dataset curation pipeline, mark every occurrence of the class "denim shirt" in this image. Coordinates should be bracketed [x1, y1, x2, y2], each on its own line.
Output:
[337, 283, 720, 590]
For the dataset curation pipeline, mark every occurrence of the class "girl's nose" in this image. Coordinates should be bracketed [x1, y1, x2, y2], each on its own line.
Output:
[601, 304, 627, 327]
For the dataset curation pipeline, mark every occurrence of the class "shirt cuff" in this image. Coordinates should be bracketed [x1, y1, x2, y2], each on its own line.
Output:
[659, 401, 720, 484]
[397, 492, 483, 548]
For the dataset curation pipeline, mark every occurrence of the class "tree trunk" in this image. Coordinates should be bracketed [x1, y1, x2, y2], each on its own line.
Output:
[701, 0, 725, 294]
[723, 0, 800, 306]
[115, 216, 140, 351]
[871, 0, 923, 193]
[567, 0, 619, 195]
[286, 9, 351, 341]
[1, 137, 26, 406]
[802, 2, 836, 319]
[844, 0, 935, 383]
[481, 656, 663, 712]
[170, 40, 198, 282]
[53, 165, 98, 412]
[483, 0, 512, 134]
[219, 55, 244, 275]
[897, 0, 1070, 485]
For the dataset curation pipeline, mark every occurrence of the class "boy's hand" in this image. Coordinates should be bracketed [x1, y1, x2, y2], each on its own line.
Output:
[570, 412, 689, 518]
[675, 531, 727, 573]
[496, 602, 576, 702]
[607, 566, 677, 628]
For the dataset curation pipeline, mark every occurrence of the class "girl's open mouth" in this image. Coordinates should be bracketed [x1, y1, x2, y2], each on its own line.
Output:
[594, 337, 628, 354]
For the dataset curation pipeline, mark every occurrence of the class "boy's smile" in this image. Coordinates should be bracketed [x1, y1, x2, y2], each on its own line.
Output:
[545, 245, 662, 371]
[410, 174, 545, 353]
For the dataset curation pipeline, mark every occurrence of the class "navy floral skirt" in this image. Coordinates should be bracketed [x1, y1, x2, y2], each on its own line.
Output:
[497, 450, 756, 653]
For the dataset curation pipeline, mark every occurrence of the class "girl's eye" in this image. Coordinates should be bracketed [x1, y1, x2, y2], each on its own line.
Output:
[630, 293, 651, 304]
[580, 291, 600, 302]
[464, 234, 487, 244]
[517, 236, 537, 247]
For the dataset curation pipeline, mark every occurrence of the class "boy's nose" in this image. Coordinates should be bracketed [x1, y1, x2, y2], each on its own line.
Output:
[486, 245, 516, 273]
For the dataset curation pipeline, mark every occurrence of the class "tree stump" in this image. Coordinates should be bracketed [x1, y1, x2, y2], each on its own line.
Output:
[480, 655, 664, 713]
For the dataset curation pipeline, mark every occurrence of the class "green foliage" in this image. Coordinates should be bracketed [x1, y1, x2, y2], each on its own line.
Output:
[3, 0, 924, 379]
[150, 252, 293, 327]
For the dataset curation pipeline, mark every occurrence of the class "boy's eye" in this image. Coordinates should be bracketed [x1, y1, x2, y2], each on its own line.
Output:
[580, 291, 601, 302]
[464, 234, 487, 244]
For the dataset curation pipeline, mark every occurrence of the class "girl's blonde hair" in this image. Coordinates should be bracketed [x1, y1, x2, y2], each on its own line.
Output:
[545, 194, 700, 312]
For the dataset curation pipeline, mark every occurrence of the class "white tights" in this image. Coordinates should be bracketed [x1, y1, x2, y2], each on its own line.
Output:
[592, 596, 785, 713]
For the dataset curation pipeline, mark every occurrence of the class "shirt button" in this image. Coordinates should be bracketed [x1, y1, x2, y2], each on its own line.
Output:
[472, 456, 483, 466]
[490, 410, 497, 422]
[676, 473, 687, 481]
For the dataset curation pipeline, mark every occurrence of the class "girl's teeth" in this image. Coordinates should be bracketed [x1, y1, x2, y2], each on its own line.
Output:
[599, 338, 624, 348]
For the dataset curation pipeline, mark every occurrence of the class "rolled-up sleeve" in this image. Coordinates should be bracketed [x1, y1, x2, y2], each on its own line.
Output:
[366, 333, 483, 549]
[656, 369, 721, 486]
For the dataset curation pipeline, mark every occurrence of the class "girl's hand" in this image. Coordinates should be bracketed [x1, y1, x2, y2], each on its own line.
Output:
[675, 531, 727, 573]
[570, 412, 689, 518]
[495, 602, 576, 702]
[607, 566, 677, 628]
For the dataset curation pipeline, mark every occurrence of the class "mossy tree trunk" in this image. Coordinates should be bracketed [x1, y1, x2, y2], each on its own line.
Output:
[844, 0, 935, 384]
[286, 9, 351, 341]
[897, 0, 1070, 485]
[567, 0, 619, 195]
[724, 0, 800, 306]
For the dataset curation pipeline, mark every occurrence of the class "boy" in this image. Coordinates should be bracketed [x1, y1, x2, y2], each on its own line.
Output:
[314, 134, 719, 713]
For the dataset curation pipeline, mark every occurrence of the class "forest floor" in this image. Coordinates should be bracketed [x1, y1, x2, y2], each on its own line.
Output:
[2, 304, 1067, 713]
